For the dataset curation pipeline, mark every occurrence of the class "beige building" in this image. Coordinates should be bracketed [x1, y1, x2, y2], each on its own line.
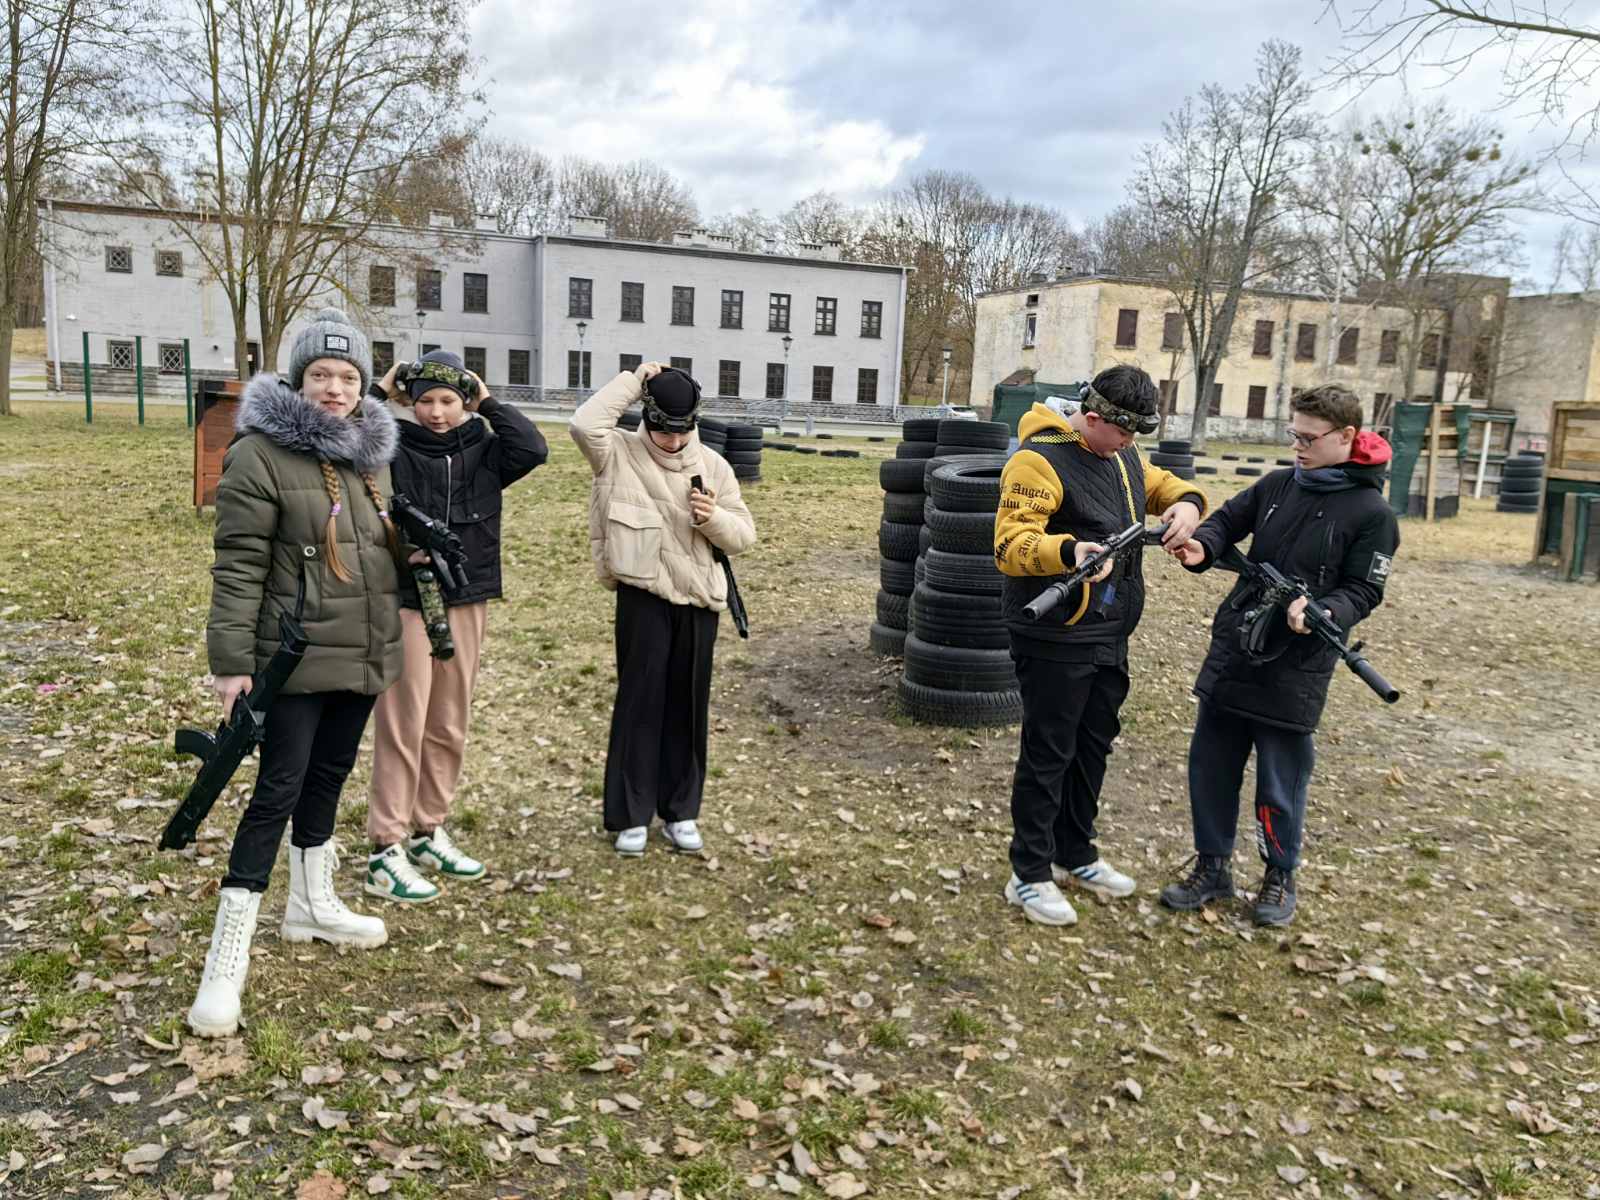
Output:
[1497, 290, 1600, 446]
[971, 274, 1503, 438]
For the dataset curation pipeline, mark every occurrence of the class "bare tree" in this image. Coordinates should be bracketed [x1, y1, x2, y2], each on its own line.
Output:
[557, 156, 697, 241]
[707, 208, 777, 252]
[778, 191, 862, 252]
[467, 137, 557, 236]
[1, 0, 143, 416]
[1550, 220, 1600, 289]
[1135, 40, 1317, 450]
[1078, 203, 1172, 276]
[124, 0, 478, 379]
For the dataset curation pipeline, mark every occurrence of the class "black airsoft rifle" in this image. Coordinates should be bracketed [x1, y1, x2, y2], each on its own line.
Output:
[691, 474, 749, 639]
[162, 612, 308, 850]
[1022, 522, 1170, 622]
[390, 493, 469, 659]
[1215, 544, 1399, 704]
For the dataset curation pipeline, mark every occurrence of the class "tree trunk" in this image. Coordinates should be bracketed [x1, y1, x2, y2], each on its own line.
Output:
[0, 321, 14, 418]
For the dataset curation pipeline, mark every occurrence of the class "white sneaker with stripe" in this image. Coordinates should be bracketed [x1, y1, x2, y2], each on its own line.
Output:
[1054, 859, 1137, 902]
[366, 844, 441, 903]
[1004, 874, 1079, 926]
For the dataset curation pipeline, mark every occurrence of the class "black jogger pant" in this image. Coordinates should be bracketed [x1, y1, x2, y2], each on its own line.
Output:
[1008, 656, 1131, 883]
[1188, 701, 1315, 872]
[223, 690, 378, 893]
[603, 584, 719, 832]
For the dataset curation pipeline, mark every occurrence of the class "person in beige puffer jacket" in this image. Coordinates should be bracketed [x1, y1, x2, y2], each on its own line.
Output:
[570, 361, 756, 856]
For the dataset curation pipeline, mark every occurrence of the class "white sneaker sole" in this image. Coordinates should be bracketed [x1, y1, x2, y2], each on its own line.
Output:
[1004, 881, 1078, 926]
[1055, 870, 1136, 904]
[659, 829, 703, 854]
[409, 853, 486, 881]
[363, 881, 440, 904]
[187, 1010, 239, 1038]
[280, 922, 388, 949]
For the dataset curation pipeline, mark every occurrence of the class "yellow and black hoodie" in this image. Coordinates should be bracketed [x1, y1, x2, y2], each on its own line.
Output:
[993, 403, 1206, 662]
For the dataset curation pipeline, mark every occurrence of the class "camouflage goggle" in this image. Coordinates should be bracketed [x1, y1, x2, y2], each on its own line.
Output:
[399, 359, 480, 400]
[1081, 384, 1158, 435]
[642, 367, 701, 433]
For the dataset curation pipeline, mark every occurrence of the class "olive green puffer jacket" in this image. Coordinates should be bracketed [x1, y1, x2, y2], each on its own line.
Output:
[206, 373, 403, 695]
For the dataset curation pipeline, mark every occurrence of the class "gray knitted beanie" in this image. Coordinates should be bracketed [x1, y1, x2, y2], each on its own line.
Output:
[287, 307, 372, 391]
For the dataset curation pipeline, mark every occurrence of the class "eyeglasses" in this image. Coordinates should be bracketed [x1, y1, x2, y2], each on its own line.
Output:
[1286, 427, 1341, 448]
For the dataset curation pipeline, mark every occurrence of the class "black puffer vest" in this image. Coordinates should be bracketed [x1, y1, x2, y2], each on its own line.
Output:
[1002, 432, 1149, 657]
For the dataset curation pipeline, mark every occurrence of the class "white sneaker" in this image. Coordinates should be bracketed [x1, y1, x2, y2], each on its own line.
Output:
[282, 841, 388, 949]
[188, 887, 261, 1038]
[407, 828, 485, 881]
[366, 844, 441, 904]
[1054, 859, 1137, 902]
[1004, 875, 1078, 926]
[615, 826, 648, 857]
[661, 820, 704, 853]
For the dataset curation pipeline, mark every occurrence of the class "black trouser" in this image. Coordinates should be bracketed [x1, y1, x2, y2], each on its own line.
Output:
[1008, 655, 1130, 883]
[603, 585, 719, 831]
[223, 691, 378, 893]
[1188, 701, 1315, 872]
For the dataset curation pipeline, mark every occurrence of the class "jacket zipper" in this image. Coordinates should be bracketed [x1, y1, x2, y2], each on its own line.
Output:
[1318, 515, 1336, 589]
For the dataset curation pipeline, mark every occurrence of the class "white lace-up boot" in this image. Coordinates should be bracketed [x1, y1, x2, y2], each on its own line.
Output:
[282, 841, 388, 949]
[187, 887, 262, 1037]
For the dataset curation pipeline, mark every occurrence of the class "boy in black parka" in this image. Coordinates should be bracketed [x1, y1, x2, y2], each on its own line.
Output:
[364, 350, 548, 901]
[1161, 384, 1400, 926]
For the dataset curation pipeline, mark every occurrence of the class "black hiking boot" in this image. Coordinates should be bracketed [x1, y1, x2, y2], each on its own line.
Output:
[1159, 855, 1234, 911]
[1251, 865, 1297, 927]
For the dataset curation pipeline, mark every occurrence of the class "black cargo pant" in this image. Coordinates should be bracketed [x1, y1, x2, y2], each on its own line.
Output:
[603, 585, 719, 831]
[1008, 655, 1130, 883]
[1188, 701, 1315, 872]
[223, 690, 378, 893]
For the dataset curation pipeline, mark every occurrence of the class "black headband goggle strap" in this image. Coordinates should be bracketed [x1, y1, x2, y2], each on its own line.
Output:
[1083, 387, 1157, 435]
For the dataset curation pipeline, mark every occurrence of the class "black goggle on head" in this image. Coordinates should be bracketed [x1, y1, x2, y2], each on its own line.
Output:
[399, 359, 480, 400]
[1081, 384, 1159, 436]
[641, 367, 702, 434]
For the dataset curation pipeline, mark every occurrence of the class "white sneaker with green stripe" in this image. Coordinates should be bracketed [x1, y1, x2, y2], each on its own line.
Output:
[365, 844, 441, 904]
[407, 828, 486, 881]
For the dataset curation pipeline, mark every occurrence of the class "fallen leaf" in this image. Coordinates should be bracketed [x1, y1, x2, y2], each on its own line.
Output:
[792, 1142, 818, 1177]
[546, 962, 583, 981]
[824, 1174, 870, 1198]
[476, 970, 515, 989]
[365, 1175, 391, 1195]
[1117, 1078, 1143, 1102]
[295, 1170, 348, 1200]
[121, 1143, 166, 1174]
[1277, 1165, 1308, 1184]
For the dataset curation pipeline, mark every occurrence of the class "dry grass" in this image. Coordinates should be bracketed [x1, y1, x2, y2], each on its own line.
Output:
[10, 327, 48, 360]
[0, 401, 1595, 1200]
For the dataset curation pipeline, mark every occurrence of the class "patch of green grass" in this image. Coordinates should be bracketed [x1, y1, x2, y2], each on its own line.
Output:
[1481, 1156, 1533, 1196]
[1403, 869, 1431, 890]
[887, 1086, 944, 1122]
[675, 1152, 736, 1197]
[248, 1017, 310, 1077]
[943, 1008, 988, 1040]
[432, 1124, 491, 1179]
[868, 1018, 909, 1050]
[4, 948, 74, 990]
[793, 1095, 868, 1153]
[730, 1014, 773, 1052]
[1347, 981, 1388, 1008]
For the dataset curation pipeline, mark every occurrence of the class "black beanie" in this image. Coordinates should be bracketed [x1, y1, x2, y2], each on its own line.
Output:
[645, 368, 700, 417]
[407, 349, 469, 405]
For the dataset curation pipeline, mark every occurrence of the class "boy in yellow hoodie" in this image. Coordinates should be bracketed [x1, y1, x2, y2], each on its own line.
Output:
[993, 365, 1205, 926]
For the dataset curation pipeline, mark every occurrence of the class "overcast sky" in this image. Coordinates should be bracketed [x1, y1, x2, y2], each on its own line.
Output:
[470, 0, 1600, 290]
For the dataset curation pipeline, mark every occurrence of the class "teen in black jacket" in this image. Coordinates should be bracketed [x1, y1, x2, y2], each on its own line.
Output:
[1161, 384, 1400, 927]
[363, 351, 548, 902]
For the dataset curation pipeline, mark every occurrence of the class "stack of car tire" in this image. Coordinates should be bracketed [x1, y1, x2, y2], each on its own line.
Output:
[871, 421, 942, 655]
[1149, 438, 1196, 481]
[1497, 452, 1544, 514]
[899, 435, 1024, 728]
[702, 420, 764, 485]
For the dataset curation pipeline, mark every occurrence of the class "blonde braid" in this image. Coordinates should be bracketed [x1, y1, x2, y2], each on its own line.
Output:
[359, 472, 402, 563]
[318, 461, 354, 582]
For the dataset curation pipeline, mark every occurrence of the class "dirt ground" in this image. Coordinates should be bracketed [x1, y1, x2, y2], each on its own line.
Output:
[0, 401, 1596, 1200]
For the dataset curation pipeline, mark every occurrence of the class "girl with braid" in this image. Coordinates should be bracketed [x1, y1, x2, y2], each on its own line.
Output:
[189, 308, 404, 1038]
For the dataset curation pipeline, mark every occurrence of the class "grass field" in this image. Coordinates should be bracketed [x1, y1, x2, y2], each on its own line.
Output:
[1, 401, 1596, 1200]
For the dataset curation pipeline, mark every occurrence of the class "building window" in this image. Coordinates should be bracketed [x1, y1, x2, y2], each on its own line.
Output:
[1162, 312, 1184, 351]
[857, 368, 878, 405]
[420, 343, 440, 356]
[463, 346, 486, 378]
[812, 365, 834, 402]
[861, 300, 883, 339]
[105, 246, 132, 273]
[718, 360, 741, 396]
[1337, 326, 1359, 365]
[464, 273, 489, 315]
[815, 296, 837, 335]
[1247, 384, 1267, 419]
[620, 353, 642, 375]
[671, 286, 694, 326]
[766, 363, 786, 399]
[1295, 322, 1316, 361]
[721, 290, 744, 329]
[155, 250, 182, 277]
[1379, 329, 1400, 365]
[768, 292, 790, 332]
[1208, 383, 1223, 417]
[1252, 320, 1274, 358]
[157, 342, 184, 373]
[1420, 333, 1441, 370]
[1471, 334, 1493, 400]
[508, 349, 530, 385]
[1023, 313, 1037, 348]
[417, 268, 442, 310]
[372, 341, 396, 379]
[1025, 292, 1040, 306]
[568, 276, 592, 318]
[108, 339, 134, 369]
[670, 356, 692, 374]
[1115, 308, 1138, 348]
[369, 266, 395, 308]
[621, 281, 644, 322]
[567, 350, 591, 388]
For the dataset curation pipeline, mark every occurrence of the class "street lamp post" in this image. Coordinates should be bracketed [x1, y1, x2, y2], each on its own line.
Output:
[576, 320, 588, 393]
[415, 309, 426, 365]
[781, 333, 793, 430]
[941, 345, 953, 409]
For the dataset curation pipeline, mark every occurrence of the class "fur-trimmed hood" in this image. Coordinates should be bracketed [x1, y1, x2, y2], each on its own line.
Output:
[235, 372, 398, 472]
